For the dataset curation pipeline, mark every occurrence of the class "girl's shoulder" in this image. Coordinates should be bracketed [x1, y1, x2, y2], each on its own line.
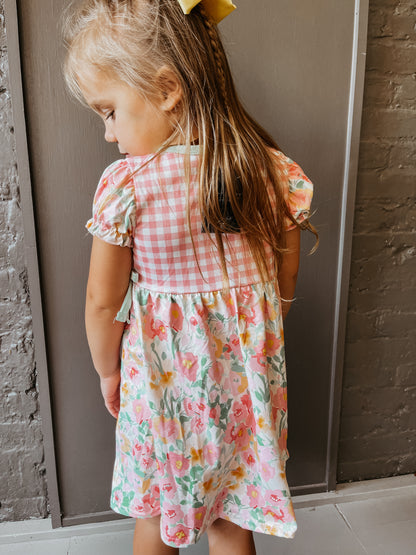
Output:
[87, 158, 137, 247]
[271, 149, 314, 193]
[95, 157, 135, 198]
[270, 149, 314, 230]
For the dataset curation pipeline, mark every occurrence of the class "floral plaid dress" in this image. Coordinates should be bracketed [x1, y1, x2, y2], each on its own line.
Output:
[86, 145, 313, 547]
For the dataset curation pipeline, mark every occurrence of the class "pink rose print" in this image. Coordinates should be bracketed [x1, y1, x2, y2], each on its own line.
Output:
[143, 441, 153, 456]
[153, 319, 168, 340]
[252, 343, 267, 374]
[164, 524, 190, 547]
[240, 394, 255, 430]
[160, 476, 177, 499]
[163, 501, 184, 522]
[232, 399, 249, 423]
[184, 506, 207, 529]
[242, 449, 256, 467]
[191, 416, 207, 434]
[150, 484, 160, 499]
[233, 423, 251, 449]
[260, 460, 276, 481]
[131, 492, 159, 516]
[143, 314, 156, 339]
[212, 487, 229, 513]
[183, 398, 194, 416]
[265, 331, 281, 355]
[113, 489, 122, 504]
[131, 398, 151, 424]
[132, 440, 143, 460]
[223, 292, 237, 317]
[174, 352, 198, 381]
[163, 418, 180, 440]
[141, 456, 154, 470]
[194, 398, 208, 416]
[167, 452, 190, 477]
[271, 386, 287, 410]
[265, 490, 284, 506]
[203, 442, 220, 465]
[229, 333, 241, 350]
[128, 366, 139, 380]
[194, 303, 208, 320]
[224, 422, 250, 448]
[170, 302, 184, 331]
[208, 360, 223, 382]
[238, 305, 256, 326]
[224, 422, 236, 444]
[262, 506, 286, 522]
[247, 485, 265, 508]
[209, 404, 221, 426]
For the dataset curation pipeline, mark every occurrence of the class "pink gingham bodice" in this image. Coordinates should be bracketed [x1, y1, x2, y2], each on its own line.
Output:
[86, 145, 313, 294]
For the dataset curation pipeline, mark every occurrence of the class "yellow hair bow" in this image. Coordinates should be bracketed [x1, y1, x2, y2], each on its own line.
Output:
[177, 0, 236, 24]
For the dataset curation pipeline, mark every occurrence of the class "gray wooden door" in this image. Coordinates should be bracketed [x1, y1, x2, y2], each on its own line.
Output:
[10, 0, 368, 526]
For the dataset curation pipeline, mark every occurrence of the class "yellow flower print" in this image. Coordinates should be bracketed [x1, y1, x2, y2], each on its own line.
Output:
[139, 478, 151, 494]
[191, 447, 203, 463]
[238, 375, 248, 394]
[214, 337, 224, 358]
[120, 432, 131, 454]
[239, 328, 253, 346]
[265, 523, 278, 535]
[160, 371, 174, 387]
[231, 466, 246, 481]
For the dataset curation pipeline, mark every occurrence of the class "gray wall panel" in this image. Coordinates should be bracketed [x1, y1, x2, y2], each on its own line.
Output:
[16, 0, 366, 522]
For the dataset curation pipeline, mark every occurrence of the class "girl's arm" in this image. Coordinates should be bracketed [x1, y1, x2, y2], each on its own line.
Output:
[278, 228, 301, 320]
[85, 236, 132, 417]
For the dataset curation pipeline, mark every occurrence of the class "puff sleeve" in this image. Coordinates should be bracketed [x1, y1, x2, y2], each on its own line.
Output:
[86, 159, 136, 247]
[278, 153, 314, 231]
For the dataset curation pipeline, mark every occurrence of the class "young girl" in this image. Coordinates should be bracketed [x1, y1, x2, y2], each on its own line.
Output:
[63, 1, 317, 553]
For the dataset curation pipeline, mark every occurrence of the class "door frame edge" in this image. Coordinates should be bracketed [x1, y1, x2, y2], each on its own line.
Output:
[4, 0, 62, 527]
[326, 0, 370, 490]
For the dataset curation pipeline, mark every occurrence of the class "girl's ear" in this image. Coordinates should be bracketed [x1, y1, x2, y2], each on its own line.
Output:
[156, 66, 182, 112]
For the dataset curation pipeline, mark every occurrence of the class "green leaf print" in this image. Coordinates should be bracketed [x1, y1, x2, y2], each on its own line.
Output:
[258, 374, 271, 403]
[176, 477, 191, 493]
[255, 391, 263, 402]
[190, 465, 203, 481]
[122, 491, 135, 508]
[279, 410, 287, 437]
[163, 388, 176, 419]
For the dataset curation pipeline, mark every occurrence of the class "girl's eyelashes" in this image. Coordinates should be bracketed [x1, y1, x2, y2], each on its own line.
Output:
[105, 110, 115, 120]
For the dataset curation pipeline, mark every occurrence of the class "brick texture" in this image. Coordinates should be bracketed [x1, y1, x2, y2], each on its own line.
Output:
[0, 2, 47, 520]
[338, 0, 416, 482]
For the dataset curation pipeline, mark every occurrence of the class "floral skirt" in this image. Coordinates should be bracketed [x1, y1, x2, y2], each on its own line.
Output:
[111, 281, 297, 547]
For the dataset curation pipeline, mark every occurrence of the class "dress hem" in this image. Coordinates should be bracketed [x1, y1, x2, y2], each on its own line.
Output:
[110, 504, 297, 547]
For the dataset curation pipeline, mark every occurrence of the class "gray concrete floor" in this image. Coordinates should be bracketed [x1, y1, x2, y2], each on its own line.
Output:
[1, 475, 415, 554]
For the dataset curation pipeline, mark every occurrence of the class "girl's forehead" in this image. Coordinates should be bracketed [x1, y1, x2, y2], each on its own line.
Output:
[77, 69, 117, 105]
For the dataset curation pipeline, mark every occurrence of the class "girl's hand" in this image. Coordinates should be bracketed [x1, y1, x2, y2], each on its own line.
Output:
[100, 371, 121, 419]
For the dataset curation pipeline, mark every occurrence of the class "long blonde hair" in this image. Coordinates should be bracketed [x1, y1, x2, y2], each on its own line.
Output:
[63, 0, 318, 283]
